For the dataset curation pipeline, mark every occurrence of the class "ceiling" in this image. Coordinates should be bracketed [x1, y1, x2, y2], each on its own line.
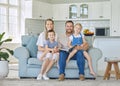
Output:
[37, 0, 110, 4]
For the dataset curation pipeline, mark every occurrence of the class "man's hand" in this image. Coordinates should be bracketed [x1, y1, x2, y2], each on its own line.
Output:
[75, 42, 89, 51]
[82, 42, 89, 51]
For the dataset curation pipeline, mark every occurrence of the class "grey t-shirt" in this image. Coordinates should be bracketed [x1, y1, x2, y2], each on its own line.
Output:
[45, 40, 58, 48]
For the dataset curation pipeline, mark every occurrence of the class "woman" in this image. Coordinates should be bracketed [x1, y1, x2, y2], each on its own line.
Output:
[36, 19, 58, 80]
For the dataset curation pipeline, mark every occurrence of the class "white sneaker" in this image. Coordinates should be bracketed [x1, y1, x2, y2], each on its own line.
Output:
[42, 75, 49, 80]
[37, 74, 42, 80]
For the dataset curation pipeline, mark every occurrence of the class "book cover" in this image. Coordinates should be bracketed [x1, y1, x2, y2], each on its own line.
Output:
[60, 45, 77, 52]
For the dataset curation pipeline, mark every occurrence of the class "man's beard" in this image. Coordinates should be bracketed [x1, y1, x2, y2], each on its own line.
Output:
[66, 29, 73, 34]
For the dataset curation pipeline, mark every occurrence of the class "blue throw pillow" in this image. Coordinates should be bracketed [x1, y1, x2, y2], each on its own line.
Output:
[26, 36, 38, 57]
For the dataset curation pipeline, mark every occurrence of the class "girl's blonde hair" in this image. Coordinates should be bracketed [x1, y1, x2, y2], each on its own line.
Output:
[74, 23, 82, 29]
[45, 18, 54, 39]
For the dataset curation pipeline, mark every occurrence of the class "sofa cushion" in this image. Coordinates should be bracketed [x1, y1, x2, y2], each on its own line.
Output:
[66, 60, 88, 69]
[28, 58, 88, 69]
[22, 35, 32, 47]
[26, 35, 38, 57]
[28, 58, 42, 65]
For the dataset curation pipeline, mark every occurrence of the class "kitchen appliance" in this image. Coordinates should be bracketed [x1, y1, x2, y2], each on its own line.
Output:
[95, 27, 110, 36]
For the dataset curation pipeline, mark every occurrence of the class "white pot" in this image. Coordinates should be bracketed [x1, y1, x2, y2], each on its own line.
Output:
[0, 61, 9, 79]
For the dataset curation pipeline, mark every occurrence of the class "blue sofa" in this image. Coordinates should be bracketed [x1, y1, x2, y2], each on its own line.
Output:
[14, 35, 102, 79]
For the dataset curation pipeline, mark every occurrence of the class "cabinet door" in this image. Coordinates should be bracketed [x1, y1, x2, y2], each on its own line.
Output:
[102, 1, 111, 19]
[88, 2, 102, 19]
[32, 1, 52, 19]
[111, 0, 120, 36]
[53, 4, 69, 20]
[88, 1, 111, 19]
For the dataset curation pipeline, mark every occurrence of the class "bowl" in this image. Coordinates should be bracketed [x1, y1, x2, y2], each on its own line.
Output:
[84, 34, 94, 36]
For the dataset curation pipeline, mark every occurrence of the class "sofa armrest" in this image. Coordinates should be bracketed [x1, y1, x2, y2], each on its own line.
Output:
[88, 47, 102, 61]
[14, 47, 30, 77]
[14, 47, 30, 59]
[87, 47, 102, 74]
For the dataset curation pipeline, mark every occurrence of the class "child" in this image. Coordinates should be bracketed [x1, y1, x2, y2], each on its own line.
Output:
[66, 23, 96, 76]
[38, 30, 59, 80]
[43, 30, 59, 62]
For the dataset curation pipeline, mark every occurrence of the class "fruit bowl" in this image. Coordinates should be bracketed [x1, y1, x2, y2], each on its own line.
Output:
[84, 34, 94, 36]
[83, 29, 94, 36]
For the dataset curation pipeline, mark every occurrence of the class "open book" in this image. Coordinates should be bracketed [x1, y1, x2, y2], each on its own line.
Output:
[59, 45, 77, 52]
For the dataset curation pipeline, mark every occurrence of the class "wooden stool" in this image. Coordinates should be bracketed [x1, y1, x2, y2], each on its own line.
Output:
[103, 59, 120, 80]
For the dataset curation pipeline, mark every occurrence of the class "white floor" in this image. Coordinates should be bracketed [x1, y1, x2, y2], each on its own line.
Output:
[7, 64, 19, 79]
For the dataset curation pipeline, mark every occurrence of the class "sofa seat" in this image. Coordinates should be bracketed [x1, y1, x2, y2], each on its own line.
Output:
[28, 57, 88, 69]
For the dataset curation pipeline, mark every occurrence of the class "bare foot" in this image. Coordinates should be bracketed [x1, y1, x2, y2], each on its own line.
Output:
[90, 71, 96, 77]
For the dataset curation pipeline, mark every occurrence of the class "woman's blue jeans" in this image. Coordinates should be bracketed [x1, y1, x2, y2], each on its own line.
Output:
[58, 50, 85, 75]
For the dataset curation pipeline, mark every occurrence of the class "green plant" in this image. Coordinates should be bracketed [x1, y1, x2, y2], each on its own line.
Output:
[0, 32, 14, 61]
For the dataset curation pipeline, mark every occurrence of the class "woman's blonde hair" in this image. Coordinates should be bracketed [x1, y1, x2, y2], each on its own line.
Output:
[45, 18, 54, 39]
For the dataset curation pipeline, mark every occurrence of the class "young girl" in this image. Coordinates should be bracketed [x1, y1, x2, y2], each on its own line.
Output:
[36, 19, 58, 80]
[66, 23, 96, 76]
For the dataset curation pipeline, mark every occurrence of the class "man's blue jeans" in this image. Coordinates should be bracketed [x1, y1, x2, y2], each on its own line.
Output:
[59, 50, 85, 75]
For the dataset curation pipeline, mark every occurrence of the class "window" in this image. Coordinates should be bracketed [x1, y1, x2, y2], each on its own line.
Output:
[69, 5, 77, 19]
[0, 7, 7, 33]
[80, 4, 88, 18]
[0, 0, 20, 42]
[9, 0, 18, 5]
[0, 0, 7, 4]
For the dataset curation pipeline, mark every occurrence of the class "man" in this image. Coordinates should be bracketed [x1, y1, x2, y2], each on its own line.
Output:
[58, 20, 89, 81]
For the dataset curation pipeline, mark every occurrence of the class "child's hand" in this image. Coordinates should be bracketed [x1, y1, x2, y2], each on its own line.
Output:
[80, 44, 84, 48]
[51, 49, 55, 54]
[53, 47, 58, 53]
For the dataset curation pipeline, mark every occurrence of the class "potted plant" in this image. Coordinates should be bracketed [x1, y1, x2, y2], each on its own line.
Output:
[0, 32, 14, 79]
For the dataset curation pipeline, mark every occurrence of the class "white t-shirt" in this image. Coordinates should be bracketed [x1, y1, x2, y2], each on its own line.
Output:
[36, 31, 58, 58]
[69, 33, 84, 41]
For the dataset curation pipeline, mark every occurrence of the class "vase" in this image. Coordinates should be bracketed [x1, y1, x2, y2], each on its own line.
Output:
[0, 61, 9, 79]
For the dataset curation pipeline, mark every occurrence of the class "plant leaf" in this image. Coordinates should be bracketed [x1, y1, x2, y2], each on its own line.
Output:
[0, 38, 12, 46]
[0, 32, 5, 41]
[0, 52, 9, 60]
[6, 48, 14, 55]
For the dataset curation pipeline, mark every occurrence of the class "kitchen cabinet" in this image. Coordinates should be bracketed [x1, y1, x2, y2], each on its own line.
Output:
[53, 4, 69, 20]
[53, 1, 111, 20]
[111, 0, 120, 36]
[88, 1, 111, 19]
[32, 0, 52, 19]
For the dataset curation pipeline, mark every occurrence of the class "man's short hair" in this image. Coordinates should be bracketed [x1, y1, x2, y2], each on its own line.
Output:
[65, 20, 74, 26]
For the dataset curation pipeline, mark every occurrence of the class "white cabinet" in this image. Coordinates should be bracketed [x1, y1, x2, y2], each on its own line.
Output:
[102, 2, 111, 19]
[53, 4, 69, 20]
[32, 0, 52, 19]
[52, 1, 111, 20]
[88, 1, 111, 19]
[88, 2, 102, 19]
[111, 0, 120, 36]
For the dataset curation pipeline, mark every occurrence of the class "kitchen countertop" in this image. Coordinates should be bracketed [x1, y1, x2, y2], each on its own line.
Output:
[94, 36, 120, 38]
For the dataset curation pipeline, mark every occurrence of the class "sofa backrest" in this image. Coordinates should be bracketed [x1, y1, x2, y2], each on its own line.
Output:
[22, 35, 38, 57]
[21, 35, 94, 57]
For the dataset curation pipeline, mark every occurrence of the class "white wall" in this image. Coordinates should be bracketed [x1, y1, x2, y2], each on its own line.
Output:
[93, 37, 120, 76]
